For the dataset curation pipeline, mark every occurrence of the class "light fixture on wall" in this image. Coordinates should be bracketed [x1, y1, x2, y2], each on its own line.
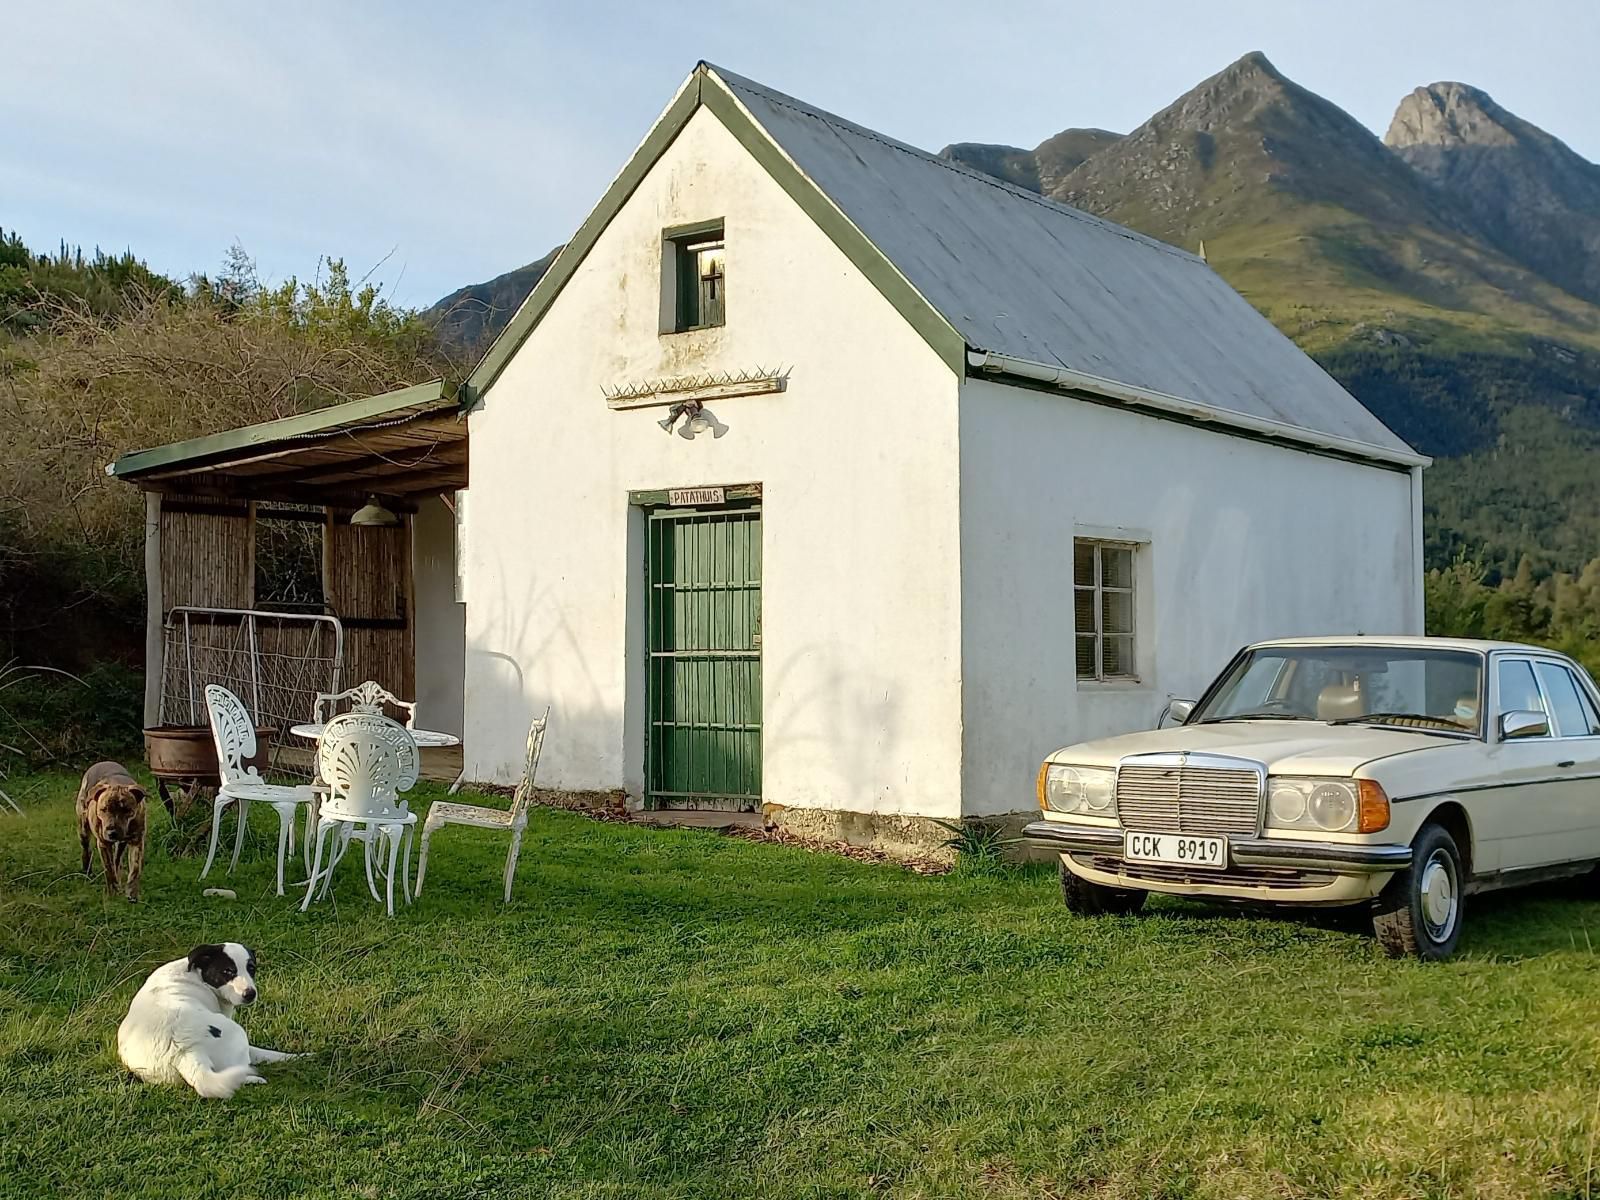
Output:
[350, 495, 400, 526]
[657, 399, 727, 440]
[658, 400, 697, 434]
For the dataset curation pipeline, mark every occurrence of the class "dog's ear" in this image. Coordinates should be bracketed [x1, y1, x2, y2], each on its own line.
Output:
[129, 785, 147, 804]
[187, 944, 225, 974]
[87, 780, 113, 808]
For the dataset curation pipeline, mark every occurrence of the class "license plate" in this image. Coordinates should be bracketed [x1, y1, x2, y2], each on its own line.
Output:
[1123, 831, 1227, 869]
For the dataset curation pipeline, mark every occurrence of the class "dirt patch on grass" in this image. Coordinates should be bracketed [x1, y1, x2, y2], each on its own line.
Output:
[519, 786, 950, 873]
[720, 823, 949, 875]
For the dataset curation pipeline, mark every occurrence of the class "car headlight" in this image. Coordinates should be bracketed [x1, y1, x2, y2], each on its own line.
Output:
[1267, 777, 1390, 834]
[1038, 763, 1117, 817]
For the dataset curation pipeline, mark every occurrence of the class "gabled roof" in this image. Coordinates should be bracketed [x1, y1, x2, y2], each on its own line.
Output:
[466, 63, 1420, 468]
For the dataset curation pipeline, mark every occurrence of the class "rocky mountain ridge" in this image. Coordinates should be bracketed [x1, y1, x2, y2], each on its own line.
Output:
[1386, 81, 1600, 307]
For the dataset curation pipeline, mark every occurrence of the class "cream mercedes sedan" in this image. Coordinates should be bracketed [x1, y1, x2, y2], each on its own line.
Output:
[1025, 637, 1600, 959]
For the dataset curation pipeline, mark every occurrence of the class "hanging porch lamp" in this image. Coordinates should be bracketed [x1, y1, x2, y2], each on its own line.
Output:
[350, 495, 400, 526]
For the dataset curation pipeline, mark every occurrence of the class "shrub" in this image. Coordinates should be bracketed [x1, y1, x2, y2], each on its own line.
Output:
[933, 818, 1017, 876]
[0, 661, 142, 770]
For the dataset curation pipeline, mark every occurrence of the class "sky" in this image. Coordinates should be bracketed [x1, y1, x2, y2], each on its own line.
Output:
[5, 0, 1597, 310]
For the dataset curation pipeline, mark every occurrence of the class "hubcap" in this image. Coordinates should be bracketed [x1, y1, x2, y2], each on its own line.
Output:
[1419, 850, 1458, 940]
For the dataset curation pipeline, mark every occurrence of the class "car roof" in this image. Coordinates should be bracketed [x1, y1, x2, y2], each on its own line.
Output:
[1248, 634, 1558, 655]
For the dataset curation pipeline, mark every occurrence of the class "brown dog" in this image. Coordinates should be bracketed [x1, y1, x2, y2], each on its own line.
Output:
[77, 762, 147, 901]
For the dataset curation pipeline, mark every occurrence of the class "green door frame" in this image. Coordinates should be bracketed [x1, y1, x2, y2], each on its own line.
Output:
[637, 490, 763, 811]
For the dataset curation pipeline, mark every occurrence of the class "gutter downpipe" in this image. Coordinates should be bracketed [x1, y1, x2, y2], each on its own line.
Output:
[965, 349, 1431, 472]
[1410, 464, 1427, 634]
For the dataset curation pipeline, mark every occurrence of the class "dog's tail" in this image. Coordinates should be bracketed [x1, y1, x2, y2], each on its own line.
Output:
[176, 1054, 262, 1100]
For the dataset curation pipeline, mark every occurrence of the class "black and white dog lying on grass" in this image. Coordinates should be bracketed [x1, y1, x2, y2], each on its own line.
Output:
[118, 943, 305, 1099]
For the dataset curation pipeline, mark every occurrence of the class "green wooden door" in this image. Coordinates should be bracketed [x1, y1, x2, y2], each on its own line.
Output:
[646, 505, 762, 809]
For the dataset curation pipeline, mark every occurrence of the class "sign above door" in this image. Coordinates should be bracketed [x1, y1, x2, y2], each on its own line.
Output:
[669, 487, 725, 506]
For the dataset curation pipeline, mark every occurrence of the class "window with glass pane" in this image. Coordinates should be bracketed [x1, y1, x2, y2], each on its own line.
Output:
[1073, 539, 1137, 680]
[1497, 659, 1547, 726]
[1535, 661, 1600, 736]
[1577, 675, 1600, 734]
[669, 223, 726, 331]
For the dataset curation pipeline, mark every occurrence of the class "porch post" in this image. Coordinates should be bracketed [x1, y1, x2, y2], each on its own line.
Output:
[143, 491, 163, 727]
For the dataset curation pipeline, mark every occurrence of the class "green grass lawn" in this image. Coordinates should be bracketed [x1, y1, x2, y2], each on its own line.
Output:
[5, 771, 1600, 1199]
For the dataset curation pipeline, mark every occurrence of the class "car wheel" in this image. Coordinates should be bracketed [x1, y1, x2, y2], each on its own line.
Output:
[1060, 860, 1147, 916]
[1372, 822, 1464, 961]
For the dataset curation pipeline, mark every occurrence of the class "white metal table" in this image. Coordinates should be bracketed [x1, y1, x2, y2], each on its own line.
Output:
[289, 723, 461, 748]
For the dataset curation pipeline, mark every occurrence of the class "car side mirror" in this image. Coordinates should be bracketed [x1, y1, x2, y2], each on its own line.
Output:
[1500, 709, 1549, 740]
[1159, 698, 1196, 728]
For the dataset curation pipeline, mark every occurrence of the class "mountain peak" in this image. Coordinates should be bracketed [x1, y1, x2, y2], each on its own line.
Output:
[1219, 49, 1286, 84]
[939, 127, 1123, 195]
[937, 142, 1041, 192]
[1385, 82, 1600, 305]
[1385, 82, 1525, 150]
[1044, 50, 1442, 248]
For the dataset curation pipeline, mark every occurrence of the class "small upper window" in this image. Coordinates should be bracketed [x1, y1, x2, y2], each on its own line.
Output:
[667, 223, 725, 331]
[1074, 539, 1137, 681]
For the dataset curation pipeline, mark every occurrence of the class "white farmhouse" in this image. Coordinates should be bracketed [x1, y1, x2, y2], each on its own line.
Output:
[109, 63, 1425, 856]
[457, 63, 1425, 851]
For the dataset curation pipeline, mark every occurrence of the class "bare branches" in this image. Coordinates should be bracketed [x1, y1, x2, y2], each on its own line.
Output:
[4, 277, 447, 665]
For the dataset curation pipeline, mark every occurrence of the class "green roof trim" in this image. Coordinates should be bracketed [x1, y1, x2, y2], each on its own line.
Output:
[699, 71, 966, 374]
[463, 76, 704, 405]
[463, 64, 966, 406]
[108, 378, 450, 480]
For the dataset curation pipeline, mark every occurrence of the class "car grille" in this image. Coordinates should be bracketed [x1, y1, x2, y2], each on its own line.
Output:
[1116, 759, 1262, 836]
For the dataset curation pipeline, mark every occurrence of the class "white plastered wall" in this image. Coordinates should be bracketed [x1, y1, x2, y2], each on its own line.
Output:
[958, 377, 1420, 817]
[462, 107, 964, 817]
[411, 495, 465, 738]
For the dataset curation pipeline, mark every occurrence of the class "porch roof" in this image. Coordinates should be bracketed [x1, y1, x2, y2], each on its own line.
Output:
[106, 379, 467, 507]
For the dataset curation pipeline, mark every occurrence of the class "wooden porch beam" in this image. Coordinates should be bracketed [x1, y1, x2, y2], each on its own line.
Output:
[132, 414, 464, 481]
[244, 439, 468, 489]
[340, 462, 470, 496]
[138, 477, 422, 512]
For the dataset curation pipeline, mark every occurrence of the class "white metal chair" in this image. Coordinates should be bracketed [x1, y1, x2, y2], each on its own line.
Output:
[300, 711, 420, 916]
[307, 679, 419, 875]
[416, 708, 548, 903]
[201, 684, 317, 896]
[313, 680, 417, 728]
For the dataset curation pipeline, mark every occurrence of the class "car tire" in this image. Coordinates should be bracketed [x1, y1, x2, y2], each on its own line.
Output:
[1059, 860, 1147, 916]
[1372, 822, 1464, 961]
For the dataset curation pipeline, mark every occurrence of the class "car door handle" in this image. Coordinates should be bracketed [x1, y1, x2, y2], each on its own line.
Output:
[1558, 760, 1576, 769]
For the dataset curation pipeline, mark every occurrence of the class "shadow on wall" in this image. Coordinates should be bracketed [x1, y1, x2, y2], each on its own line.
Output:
[464, 563, 626, 788]
[764, 646, 907, 814]
[465, 556, 912, 808]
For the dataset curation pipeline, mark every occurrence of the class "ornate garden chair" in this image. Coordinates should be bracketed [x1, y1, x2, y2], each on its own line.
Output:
[201, 685, 317, 896]
[312, 680, 417, 728]
[300, 710, 420, 917]
[415, 708, 548, 903]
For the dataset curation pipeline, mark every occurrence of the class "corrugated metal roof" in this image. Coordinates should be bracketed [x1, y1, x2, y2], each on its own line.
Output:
[108, 379, 453, 480]
[712, 67, 1414, 457]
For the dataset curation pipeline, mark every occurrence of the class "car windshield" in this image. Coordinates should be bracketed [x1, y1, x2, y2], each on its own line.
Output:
[1191, 645, 1484, 737]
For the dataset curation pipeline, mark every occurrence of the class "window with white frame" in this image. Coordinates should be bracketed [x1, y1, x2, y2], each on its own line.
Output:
[1074, 539, 1137, 681]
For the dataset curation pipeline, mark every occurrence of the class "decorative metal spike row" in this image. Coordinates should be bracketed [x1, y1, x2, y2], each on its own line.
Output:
[601, 364, 789, 404]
